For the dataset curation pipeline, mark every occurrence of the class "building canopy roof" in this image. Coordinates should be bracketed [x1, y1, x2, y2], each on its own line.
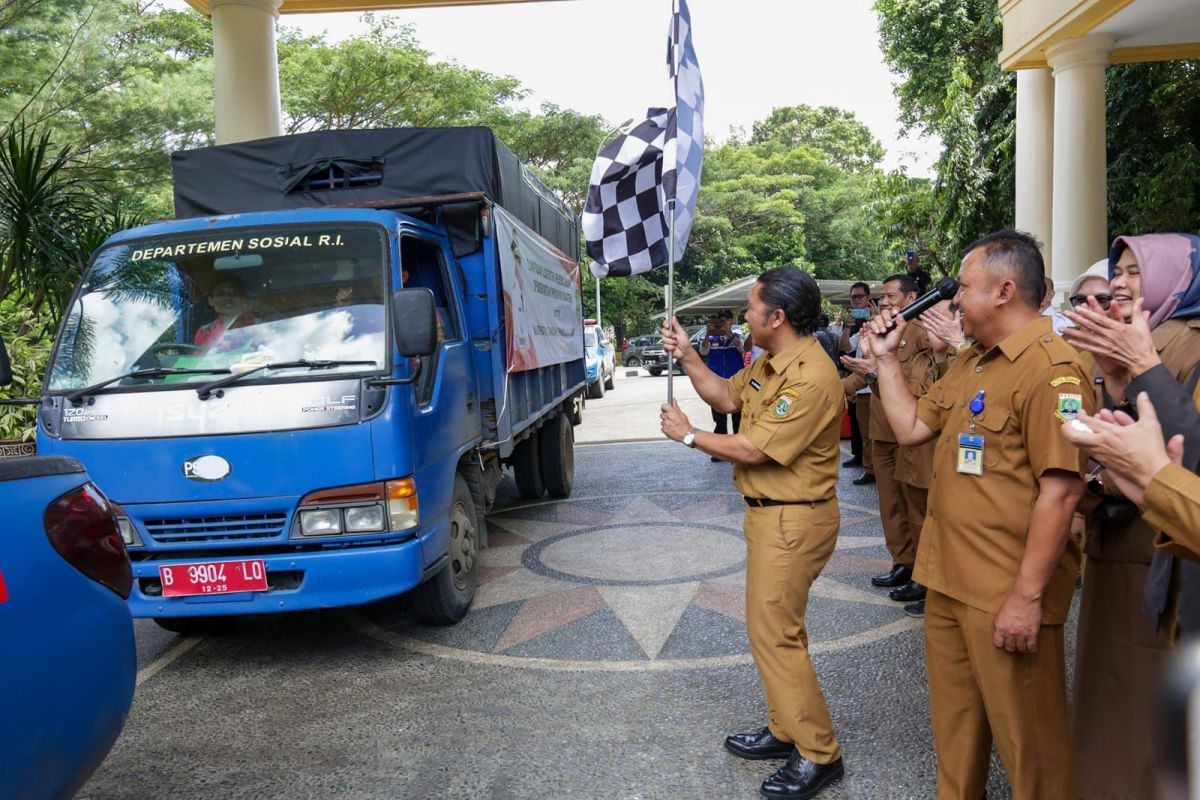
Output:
[660, 276, 883, 320]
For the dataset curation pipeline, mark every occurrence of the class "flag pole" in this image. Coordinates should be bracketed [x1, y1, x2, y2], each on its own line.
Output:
[666, 197, 676, 406]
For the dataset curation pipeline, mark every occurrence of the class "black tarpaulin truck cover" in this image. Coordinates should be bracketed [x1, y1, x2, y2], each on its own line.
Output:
[170, 127, 579, 260]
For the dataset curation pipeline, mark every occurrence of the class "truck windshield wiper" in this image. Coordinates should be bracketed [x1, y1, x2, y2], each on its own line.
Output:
[196, 359, 378, 400]
[65, 367, 232, 405]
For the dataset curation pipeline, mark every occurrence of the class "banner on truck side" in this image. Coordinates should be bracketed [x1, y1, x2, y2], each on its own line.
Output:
[495, 206, 583, 373]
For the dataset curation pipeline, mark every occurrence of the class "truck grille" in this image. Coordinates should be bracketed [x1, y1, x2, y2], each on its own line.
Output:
[142, 513, 290, 545]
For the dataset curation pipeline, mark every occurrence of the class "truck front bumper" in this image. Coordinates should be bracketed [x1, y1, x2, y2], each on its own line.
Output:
[128, 538, 427, 618]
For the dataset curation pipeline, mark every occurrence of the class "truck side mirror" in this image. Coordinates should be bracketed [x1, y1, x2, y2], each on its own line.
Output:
[0, 336, 11, 388]
[392, 288, 438, 357]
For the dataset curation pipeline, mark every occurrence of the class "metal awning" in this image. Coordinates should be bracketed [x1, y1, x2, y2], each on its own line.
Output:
[663, 276, 883, 319]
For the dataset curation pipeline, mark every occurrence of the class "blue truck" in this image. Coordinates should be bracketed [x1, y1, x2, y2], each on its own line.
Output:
[35, 127, 586, 632]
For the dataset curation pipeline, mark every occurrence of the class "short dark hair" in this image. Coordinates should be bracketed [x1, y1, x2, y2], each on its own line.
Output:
[756, 267, 821, 335]
[964, 229, 1045, 309]
[850, 281, 870, 295]
[817, 313, 830, 328]
[882, 272, 919, 297]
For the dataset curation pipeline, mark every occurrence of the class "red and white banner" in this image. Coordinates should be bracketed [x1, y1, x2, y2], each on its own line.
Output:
[495, 206, 583, 372]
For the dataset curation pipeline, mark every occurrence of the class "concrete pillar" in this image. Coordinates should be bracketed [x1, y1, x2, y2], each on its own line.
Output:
[1046, 35, 1114, 290]
[1014, 68, 1054, 277]
[211, 0, 284, 145]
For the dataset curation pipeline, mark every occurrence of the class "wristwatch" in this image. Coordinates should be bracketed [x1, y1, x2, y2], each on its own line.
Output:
[864, 371, 878, 385]
[682, 428, 698, 448]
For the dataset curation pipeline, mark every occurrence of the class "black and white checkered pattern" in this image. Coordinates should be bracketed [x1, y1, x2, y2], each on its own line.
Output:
[583, 0, 704, 279]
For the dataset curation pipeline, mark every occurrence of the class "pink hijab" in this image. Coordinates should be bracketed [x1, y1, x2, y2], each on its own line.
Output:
[1109, 234, 1200, 329]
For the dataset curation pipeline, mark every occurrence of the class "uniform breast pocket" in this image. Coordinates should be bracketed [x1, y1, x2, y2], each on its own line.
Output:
[973, 407, 1011, 468]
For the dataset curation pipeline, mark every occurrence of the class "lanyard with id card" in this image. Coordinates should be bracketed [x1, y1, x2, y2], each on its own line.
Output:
[957, 390, 986, 476]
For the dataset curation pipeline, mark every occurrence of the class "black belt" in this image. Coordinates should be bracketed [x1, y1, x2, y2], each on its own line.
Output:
[743, 496, 830, 507]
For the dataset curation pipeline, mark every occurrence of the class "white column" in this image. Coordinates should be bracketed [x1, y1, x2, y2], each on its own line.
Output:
[1047, 35, 1114, 290]
[211, 0, 284, 145]
[1014, 68, 1054, 276]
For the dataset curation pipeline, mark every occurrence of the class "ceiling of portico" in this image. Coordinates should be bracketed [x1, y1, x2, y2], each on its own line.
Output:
[1000, 0, 1200, 70]
[185, 0, 570, 15]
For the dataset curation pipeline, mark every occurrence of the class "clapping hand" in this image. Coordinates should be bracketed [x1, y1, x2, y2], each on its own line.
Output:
[1063, 297, 1160, 399]
[920, 304, 965, 355]
[1059, 391, 1185, 507]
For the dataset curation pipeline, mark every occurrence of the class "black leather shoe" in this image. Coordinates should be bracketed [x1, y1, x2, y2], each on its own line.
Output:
[903, 600, 925, 618]
[889, 581, 927, 602]
[841, 456, 862, 468]
[760, 753, 844, 799]
[870, 564, 912, 588]
[852, 472, 876, 485]
[724, 726, 794, 760]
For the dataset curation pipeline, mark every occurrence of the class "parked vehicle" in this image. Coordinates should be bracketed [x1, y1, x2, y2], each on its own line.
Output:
[645, 328, 706, 376]
[584, 324, 615, 398]
[36, 128, 586, 632]
[621, 334, 660, 368]
[0, 338, 136, 800]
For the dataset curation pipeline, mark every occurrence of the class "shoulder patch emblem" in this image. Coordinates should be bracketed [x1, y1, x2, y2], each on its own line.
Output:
[773, 389, 800, 418]
[1050, 375, 1082, 387]
[1055, 393, 1083, 422]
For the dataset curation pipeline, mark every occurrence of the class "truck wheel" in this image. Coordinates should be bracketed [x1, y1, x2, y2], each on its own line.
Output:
[153, 617, 231, 636]
[410, 474, 478, 625]
[648, 368, 662, 377]
[587, 376, 605, 399]
[625, 357, 642, 368]
[512, 432, 545, 499]
[539, 412, 574, 498]
[604, 369, 614, 390]
[570, 395, 584, 426]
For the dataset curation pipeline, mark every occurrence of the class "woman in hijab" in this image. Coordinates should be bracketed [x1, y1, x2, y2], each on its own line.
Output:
[1063, 233, 1200, 800]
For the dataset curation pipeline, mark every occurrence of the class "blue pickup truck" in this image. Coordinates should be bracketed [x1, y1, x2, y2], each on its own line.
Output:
[35, 128, 586, 633]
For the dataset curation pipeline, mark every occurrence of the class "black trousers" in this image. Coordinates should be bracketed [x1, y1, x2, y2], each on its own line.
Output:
[848, 399, 863, 459]
[713, 408, 742, 435]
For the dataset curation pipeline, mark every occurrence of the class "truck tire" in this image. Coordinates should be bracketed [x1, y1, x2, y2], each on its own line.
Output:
[570, 395, 584, 426]
[604, 368, 614, 390]
[539, 412, 574, 498]
[512, 432, 545, 499]
[647, 368, 662, 377]
[410, 474, 479, 625]
[624, 356, 642, 368]
[587, 376, 605, 399]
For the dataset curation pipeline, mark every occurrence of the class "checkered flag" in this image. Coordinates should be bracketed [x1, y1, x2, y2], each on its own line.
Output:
[583, 0, 704, 279]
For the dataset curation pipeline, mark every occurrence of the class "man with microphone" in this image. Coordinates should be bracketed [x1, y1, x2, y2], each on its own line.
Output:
[864, 230, 1093, 799]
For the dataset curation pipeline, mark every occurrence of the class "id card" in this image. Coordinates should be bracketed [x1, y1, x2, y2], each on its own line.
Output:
[957, 433, 984, 475]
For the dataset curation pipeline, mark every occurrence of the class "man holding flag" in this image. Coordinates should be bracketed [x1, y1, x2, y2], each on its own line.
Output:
[660, 268, 846, 800]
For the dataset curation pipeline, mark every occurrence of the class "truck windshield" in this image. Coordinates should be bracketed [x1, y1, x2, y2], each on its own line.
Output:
[48, 225, 389, 394]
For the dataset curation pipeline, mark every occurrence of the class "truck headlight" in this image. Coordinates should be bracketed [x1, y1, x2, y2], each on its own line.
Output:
[344, 505, 386, 533]
[300, 509, 342, 536]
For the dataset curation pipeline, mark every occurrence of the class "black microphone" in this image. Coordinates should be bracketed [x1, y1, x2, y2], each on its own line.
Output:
[884, 277, 959, 331]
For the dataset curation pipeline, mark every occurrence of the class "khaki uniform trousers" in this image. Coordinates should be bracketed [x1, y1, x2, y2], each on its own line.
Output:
[744, 500, 841, 764]
[925, 590, 1074, 800]
[873, 440, 912, 568]
[853, 394, 873, 473]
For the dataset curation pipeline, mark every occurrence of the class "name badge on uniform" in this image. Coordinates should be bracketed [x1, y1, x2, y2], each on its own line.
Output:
[749, 379, 762, 391]
[957, 433, 984, 476]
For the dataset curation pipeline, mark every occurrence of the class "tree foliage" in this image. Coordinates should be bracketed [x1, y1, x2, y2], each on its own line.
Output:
[874, 0, 1200, 270]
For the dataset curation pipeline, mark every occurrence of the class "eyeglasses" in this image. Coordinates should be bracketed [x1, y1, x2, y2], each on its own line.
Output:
[1068, 294, 1113, 309]
[850, 294, 867, 300]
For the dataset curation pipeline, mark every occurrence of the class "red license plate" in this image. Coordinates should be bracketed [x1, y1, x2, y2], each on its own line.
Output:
[160, 559, 268, 598]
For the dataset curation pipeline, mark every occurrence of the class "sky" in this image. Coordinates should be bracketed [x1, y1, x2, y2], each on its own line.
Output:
[167, 0, 940, 175]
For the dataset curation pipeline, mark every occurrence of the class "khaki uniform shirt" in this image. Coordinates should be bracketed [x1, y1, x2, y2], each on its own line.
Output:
[727, 336, 842, 502]
[891, 320, 938, 489]
[1148, 465, 1200, 560]
[913, 316, 1094, 624]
